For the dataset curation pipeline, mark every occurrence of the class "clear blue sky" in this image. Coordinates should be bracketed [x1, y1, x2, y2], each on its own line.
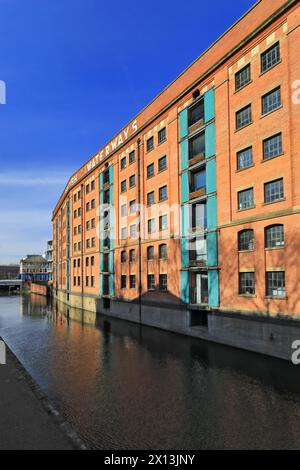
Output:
[0, 0, 255, 264]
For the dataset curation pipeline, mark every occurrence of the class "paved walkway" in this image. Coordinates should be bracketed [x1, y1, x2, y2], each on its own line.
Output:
[0, 341, 80, 450]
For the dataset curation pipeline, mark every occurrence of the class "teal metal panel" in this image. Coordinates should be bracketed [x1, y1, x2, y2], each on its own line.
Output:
[109, 164, 114, 183]
[180, 271, 189, 304]
[205, 123, 216, 159]
[181, 238, 189, 269]
[206, 158, 216, 195]
[100, 273, 103, 295]
[207, 195, 218, 230]
[100, 253, 104, 272]
[208, 270, 219, 307]
[179, 107, 188, 140]
[109, 274, 114, 296]
[207, 231, 218, 267]
[181, 205, 190, 237]
[204, 88, 215, 122]
[180, 139, 188, 171]
[181, 172, 189, 204]
[109, 250, 114, 273]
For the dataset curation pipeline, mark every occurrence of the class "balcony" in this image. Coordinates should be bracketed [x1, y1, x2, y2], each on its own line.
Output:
[189, 132, 205, 167]
[188, 100, 205, 135]
[190, 272, 208, 306]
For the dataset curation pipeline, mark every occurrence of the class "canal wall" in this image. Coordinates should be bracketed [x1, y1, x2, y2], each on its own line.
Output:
[31, 283, 50, 297]
[53, 290, 300, 362]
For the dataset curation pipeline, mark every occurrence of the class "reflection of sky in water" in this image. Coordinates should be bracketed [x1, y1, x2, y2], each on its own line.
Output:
[1, 295, 300, 450]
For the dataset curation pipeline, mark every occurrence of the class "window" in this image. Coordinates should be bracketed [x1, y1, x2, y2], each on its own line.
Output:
[86, 257, 89, 267]
[148, 219, 155, 234]
[148, 274, 155, 291]
[237, 147, 253, 170]
[147, 191, 155, 206]
[147, 137, 154, 152]
[147, 246, 154, 260]
[86, 202, 90, 212]
[78, 190, 81, 199]
[121, 204, 127, 217]
[265, 225, 284, 248]
[264, 178, 284, 204]
[91, 237, 95, 247]
[121, 251, 127, 263]
[238, 230, 254, 251]
[129, 224, 136, 239]
[91, 218, 95, 229]
[78, 208, 81, 217]
[158, 127, 166, 144]
[263, 133, 282, 160]
[86, 220, 90, 231]
[130, 275, 136, 289]
[238, 188, 254, 210]
[121, 180, 127, 193]
[159, 274, 168, 292]
[78, 276, 81, 286]
[86, 184, 90, 194]
[188, 100, 204, 127]
[78, 225, 81, 234]
[91, 256, 95, 266]
[104, 190, 110, 204]
[158, 156, 167, 172]
[91, 180, 95, 191]
[159, 215, 168, 231]
[261, 42, 280, 73]
[191, 202, 207, 229]
[74, 194, 77, 203]
[191, 169, 206, 192]
[91, 199, 95, 209]
[91, 276, 95, 287]
[121, 275, 126, 289]
[73, 277, 76, 286]
[266, 271, 285, 297]
[74, 209, 77, 218]
[239, 272, 255, 295]
[129, 200, 136, 214]
[159, 185, 167, 202]
[235, 64, 251, 91]
[159, 244, 167, 259]
[129, 249, 136, 262]
[147, 163, 155, 179]
[74, 226, 77, 235]
[262, 87, 281, 115]
[121, 227, 127, 240]
[86, 276, 89, 287]
[86, 239, 90, 249]
[129, 175, 136, 188]
[77, 258, 81, 268]
[73, 259, 76, 268]
[129, 150, 135, 164]
[121, 157, 126, 170]
[236, 105, 252, 130]
[189, 132, 205, 159]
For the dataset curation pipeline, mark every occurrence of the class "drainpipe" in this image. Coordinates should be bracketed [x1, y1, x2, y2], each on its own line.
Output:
[137, 138, 142, 324]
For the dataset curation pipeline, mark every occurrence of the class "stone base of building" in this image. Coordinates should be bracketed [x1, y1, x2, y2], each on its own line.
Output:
[53, 289, 300, 362]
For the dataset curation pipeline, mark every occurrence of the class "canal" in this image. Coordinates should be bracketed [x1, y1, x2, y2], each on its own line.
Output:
[1, 294, 300, 450]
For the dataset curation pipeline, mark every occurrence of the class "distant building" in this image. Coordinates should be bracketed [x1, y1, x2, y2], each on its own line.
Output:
[0, 265, 19, 280]
[45, 240, 53, 282]
[20, 255, 49, 283]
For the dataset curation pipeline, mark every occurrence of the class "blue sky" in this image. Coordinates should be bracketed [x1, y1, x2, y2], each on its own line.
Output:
[0, 0, 255, 264]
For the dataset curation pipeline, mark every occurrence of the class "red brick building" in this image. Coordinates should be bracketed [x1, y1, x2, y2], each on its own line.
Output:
[53, 0, 300, 359]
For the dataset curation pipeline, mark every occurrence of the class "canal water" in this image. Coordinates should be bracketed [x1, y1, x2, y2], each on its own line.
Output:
[1, 294, 300, 450]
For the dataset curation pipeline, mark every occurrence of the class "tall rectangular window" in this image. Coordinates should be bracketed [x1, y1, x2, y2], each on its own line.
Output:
[266, 271, 285, 297]
[121, 180, 126, 193]
[159, 215, 168, 231]
[235, 64, 251, 91]
[262, 87, 281, 115]
[237, 147, 253, 170]
[158, 127, 166, 144]
[158, 156, 167, 172]
[191, 202, 207, 229]
[147, 274, 155, 291]
[129, 224, 136, 239]
[121, 227, 127, 240]
[121, 275, 126, 289]
[147, 163, 155, 178]
[239, 272, 255, 295]
[129, 200, 136, 214]
[148, 219, 155, 234]
[191, 169, 206, 192]
[189, 132, 205, 159]
[188, 100, 204, 126]
[147, 191, 155, 206]
[130, 275, 136, 289]
[129, 175, 136, 188]
[159, 274, 168, 292]
[121, 204, 127, 217]
[236, 105, 252, 130]
[263, 133, 282, 160]
[159, 185, 167, 202]
[261, 42, 280, 73]
[264, 179, 284, 204]
[147, 137, 154, 152]
[129, 150, 135, 164]
[121, 157, 126, 170]
[238, 188, 254, 210]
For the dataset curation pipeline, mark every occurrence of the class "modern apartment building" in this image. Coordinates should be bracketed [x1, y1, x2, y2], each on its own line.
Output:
[52, 0, 300, 359]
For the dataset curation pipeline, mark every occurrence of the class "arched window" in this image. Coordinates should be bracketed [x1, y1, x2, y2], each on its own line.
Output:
[159, 244, 167, 259]
[265, 225, 284, 249]
[238, 229, 254, 251]
[147, 246, 154, 260]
